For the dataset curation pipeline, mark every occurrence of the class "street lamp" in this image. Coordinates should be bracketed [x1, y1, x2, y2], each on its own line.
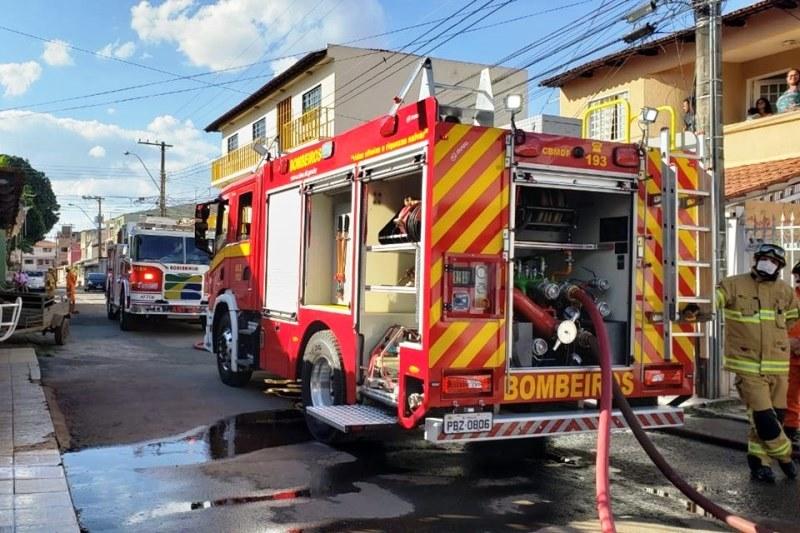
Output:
[67, 203, 94, 224]
[124, 151, 159, 190]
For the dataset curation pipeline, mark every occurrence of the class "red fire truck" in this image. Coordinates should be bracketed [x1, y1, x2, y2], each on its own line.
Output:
[195, 59, 714, 443]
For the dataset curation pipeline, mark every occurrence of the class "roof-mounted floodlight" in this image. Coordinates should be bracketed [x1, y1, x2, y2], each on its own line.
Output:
[505, 94, 523, 113]
[252, 142, 268, 156]
[640, 107, 659, 124]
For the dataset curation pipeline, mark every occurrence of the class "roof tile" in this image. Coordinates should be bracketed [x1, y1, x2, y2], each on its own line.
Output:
[726, 156, 800, 198]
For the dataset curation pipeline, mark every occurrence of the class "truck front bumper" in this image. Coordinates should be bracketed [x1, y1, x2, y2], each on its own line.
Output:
[128, 302, 207, 317]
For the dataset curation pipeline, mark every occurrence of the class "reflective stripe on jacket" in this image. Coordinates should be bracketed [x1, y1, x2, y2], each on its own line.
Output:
[717, 273, 800, 375]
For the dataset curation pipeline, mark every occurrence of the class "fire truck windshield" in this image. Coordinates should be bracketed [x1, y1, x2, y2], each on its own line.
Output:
[133, 235, 208, 265]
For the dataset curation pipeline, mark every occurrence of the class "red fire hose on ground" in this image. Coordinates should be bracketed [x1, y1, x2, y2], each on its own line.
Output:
[568, 286, 771, 533]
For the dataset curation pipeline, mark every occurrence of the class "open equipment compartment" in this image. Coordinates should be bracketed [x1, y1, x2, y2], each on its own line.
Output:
[303, 172, 355, 309]
[510, 181, 636, 370]
[357, 150, 425, 401]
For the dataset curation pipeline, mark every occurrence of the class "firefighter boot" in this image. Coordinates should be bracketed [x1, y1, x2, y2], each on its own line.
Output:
[779, 459, 798, 480]
[747, 455, 776, 483]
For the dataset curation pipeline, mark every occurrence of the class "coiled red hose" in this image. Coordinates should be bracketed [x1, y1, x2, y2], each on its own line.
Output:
[571, 285, 771, 533]
[570, 288, 615, 533]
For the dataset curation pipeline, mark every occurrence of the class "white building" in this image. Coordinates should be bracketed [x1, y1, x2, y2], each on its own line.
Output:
[205, 44, 528, 187]
[14, 240, 56, 272]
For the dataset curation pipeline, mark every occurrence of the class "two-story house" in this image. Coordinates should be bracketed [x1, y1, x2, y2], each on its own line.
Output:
[540, 0, 800, 208]
[205, 44, 528, 188]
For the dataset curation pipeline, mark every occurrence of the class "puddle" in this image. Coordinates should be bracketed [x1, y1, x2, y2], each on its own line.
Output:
[64, 408, 310, 471]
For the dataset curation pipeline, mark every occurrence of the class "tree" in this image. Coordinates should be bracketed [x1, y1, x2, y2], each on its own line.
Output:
[0, 155, 60, 252]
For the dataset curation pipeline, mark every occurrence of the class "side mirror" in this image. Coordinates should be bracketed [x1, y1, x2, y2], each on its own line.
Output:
[194, 203, 214, 257]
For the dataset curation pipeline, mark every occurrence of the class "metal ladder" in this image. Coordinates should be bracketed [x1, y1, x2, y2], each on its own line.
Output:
[659, 129, 716, 359]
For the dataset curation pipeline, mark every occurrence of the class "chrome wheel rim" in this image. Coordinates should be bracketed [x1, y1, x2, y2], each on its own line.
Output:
[310, 357, 334, 407]
[217, 326, 234, 371]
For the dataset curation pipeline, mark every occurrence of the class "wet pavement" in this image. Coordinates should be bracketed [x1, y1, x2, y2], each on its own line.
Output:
[62, 407, 800, 532]
[39, 295, 800, 532]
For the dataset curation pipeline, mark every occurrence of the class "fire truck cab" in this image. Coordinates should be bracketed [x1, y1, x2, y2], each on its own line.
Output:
[197, 59, 713, 443]
[107, 217, 210, 331]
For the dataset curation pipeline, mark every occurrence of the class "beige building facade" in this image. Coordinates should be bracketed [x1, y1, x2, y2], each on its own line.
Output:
[542, 0, 800, 191]
[205, 44, 528, 188]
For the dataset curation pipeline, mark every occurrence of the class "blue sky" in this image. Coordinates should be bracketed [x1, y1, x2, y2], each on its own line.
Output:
[0, 0, 753, 234]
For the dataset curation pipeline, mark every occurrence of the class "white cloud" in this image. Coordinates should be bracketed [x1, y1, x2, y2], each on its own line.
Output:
[42, 40, 74, 66]
[98, 40, 138, 60]
[140, 52, 153, 60]
[88, 145, 106, 158]
[269, 56, 297, 76]
[0, 109, 218, 230]
[130, 0, 387, 70]
[0, 61, 42, 96]
[107, 107, 116, 115]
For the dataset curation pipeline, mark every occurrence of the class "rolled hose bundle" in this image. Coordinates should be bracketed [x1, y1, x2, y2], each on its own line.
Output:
[571, 285, 772, 533]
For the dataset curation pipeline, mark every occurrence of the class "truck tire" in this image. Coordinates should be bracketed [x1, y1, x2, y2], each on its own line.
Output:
[301, 329, 346, 443]
[119, 292, 135, 331]
[214, 312, 253, 387]
[106, 297, 118, 320]
[54, 318, 69, 346]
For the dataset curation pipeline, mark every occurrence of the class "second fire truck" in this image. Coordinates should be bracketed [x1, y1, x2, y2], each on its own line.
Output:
[195, 59, 715, 443]
[107, 217, 210, 331]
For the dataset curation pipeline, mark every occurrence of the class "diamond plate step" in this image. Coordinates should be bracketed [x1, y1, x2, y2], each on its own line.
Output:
[305, 404, 397, 432]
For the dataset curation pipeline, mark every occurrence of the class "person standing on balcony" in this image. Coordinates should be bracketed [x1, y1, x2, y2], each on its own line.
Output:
[681, 97, 695, 131]
[754, 97, 773, 118]
[776, 68, 800, 113]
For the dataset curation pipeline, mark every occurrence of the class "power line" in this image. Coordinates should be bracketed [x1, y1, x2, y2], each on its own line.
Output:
[0, 73, 268, 116]
[0, 24, 249, 95]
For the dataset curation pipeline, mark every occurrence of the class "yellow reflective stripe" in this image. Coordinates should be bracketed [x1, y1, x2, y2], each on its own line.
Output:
[760, 360, 790, 372]
[766, 440, 792, 458]
[785, 309, 799, 319]
[759, 309, 775, 320]
[716, 288, 726, 307]
[724, 356, 761, 373]
[748, 441, 766, 455]
[723, 309, 760, 324]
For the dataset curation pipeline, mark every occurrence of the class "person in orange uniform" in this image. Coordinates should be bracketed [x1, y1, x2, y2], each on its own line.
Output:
[66, 267, 78, 314]
[787, 262, 800, 450]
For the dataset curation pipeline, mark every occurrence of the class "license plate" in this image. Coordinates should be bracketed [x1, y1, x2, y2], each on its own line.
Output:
[443, 412, 493, 434]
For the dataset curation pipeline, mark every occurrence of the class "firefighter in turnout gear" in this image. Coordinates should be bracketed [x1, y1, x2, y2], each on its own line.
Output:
[717, 243, 800, 482]
[785, 261, 800, 450]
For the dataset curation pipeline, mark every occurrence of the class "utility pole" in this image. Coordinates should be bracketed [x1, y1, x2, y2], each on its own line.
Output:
[694, 0, 724, 398]
[137, 139, 173, 217]
[81, 195, 105, 261]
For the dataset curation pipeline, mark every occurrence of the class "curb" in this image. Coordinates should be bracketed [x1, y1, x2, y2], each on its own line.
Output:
[0, 347, 80, 532]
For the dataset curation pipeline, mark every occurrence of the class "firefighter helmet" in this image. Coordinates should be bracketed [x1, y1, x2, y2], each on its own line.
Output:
[754, 243, 786, 269]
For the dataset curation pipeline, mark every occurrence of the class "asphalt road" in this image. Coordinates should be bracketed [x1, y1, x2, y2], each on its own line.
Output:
[29, 293, 800, 532]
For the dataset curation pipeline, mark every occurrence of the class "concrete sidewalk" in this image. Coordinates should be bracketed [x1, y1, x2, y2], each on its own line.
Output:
[1, 347, 78, 532]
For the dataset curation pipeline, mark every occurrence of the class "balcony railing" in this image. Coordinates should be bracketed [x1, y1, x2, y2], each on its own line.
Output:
[281, 107, 333, 152]
[724, 111, 800, 168]
[211, 139, 263, 186]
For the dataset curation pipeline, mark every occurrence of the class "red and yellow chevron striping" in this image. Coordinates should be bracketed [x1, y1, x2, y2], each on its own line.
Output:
[428, 123, 507, 370]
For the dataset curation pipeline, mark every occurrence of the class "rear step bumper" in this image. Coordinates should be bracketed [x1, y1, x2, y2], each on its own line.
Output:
[305, 404, 684, 441]
[424, 406, 684, 443]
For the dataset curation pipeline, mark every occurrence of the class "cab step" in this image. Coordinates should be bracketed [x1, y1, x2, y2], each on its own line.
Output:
[305, 404, 397, 432]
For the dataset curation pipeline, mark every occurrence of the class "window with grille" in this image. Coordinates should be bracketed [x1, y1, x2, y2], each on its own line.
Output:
[302, 85, 322, 113]
[227, 133, 238, 153]
[754, 76, 787, 110]
[252, 118, 266, 141]
[586, 92, 629, 141]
